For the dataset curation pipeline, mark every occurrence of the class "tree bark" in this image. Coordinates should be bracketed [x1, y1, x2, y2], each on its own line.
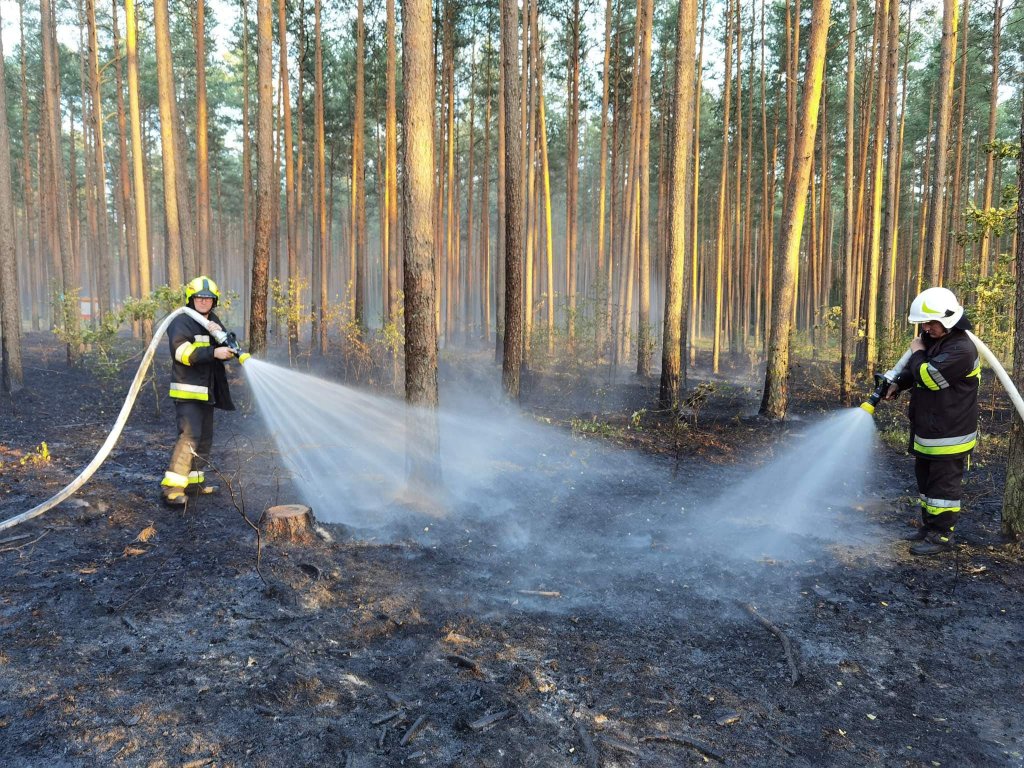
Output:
[196, 0, 212, 276]
[0, 12, 23, 392]
[978, 0, 1001, 277]
[313, 0, 328, 354]
[386, 0, 399, 325]
[759, 0, 831, 419]
[500, 0, 524, 399]
[922, 0, 959, 286]
[153, 0, 185, 286]
[658, 0, 697, 406]
[86, 0, 111, 317]
[249, 0, 274, 355]
[1001, 96, 1024, 538]
[403, 0, 441, 489]
[840, 0, 857, 403]
[712, 0, 733, 374]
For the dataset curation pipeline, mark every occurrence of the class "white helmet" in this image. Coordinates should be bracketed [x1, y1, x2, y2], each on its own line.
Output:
[908, 287, 963, 328]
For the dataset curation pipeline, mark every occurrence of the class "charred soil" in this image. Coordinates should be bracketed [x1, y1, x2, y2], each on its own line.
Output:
[1, 335, 1023, 767]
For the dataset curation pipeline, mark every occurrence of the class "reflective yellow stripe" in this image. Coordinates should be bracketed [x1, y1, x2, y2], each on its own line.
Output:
[187, 471, 205, 485]
[914, 438, 976, 456]
[161, 471, 190, 488]
[175, 341, 196, 365]
[966, 364, 981, 378]
[919, 362, 941, 391]
[169, 389, 210, 401]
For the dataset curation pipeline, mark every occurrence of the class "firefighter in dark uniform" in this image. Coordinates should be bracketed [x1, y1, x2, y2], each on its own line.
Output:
[885, 287, 980, 555]
[161, 276, 237, 505]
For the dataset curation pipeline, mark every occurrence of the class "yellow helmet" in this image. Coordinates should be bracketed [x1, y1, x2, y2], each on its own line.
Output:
[185, 275, 220, 306]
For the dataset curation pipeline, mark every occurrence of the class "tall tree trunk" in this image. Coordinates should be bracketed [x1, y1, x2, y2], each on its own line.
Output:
[0, 12, 23, 392]
[840, 0, 857, 402]
[501, 0, 524, 399]
[279, 0, 297, 345]
[760, 0, 831, 419]
[242, 0, 253, 328]
[1001, 95, 1024, 538]
[923, 0, 960, 286]
[153, 0, 185, 286]
[112, 0, 139, 309]
[196, 0, 212, 275]
[86, 0, 110, 317]
[385, 0, 399, 324]
[712, 0, 733, 373]
[352, 0, 366, 328]
[944, 0, 969, 284]
[314, 0, 328, 353]
[403, 0, 441, 489]
[865, 0, 890, 374]
[595, 0, 613, 357]
[126, 0, 151, 329]
[879, 0, 901, 351]
[41, 0, 79, 363]
[635, 0, 654, 375]
[978, 0, 1001, 277]
[249, 0, 274, 354]
[495, 14, 507, 361]
[658, 0, 697, 405]
[565, 0, 581, 344]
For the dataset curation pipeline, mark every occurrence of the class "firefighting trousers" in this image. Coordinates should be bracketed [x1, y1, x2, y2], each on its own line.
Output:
[162, 402, 214, 490]
[914, 455, 965, 535]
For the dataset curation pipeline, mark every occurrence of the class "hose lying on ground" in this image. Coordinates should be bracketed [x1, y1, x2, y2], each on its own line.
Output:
[0, 308, 185, 534]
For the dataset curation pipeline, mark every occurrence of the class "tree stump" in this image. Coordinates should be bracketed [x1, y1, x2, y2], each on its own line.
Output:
[261, 504, 315, 543]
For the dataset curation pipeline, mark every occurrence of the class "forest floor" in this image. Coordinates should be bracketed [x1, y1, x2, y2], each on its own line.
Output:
[1, 332, 1023, 768]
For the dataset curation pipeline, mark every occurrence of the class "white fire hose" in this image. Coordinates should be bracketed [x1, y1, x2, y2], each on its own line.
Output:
[0, 306, 242, 534]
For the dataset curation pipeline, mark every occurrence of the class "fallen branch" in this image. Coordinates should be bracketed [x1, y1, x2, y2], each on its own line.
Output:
[518, 589, 561, 598]
[642, 734, 726, 764]
[0, 528, 50, 554]
[575, 723, 600, 768]
[400, 715, 428, 746]
[371, 709, 405, 727]
[467, 709, 511, 731]
[601, 736, 642, 757]
[739, 601, 801, 686]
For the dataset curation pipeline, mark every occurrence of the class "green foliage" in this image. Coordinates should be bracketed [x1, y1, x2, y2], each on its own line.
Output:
[951, 252, 1016, 361]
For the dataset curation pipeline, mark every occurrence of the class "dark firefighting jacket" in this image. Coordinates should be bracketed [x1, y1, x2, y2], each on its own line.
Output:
[166, 309, 235, 410]
[894, 327, 979, 458]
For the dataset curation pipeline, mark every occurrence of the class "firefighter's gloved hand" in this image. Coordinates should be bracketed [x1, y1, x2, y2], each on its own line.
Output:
[206, 321, 224, 334]
[910, 336, 926, 353]
[213, 346, 234, 360]
[884, 383, 900, 400]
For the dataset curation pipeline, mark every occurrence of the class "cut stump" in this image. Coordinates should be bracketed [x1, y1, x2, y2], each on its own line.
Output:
[261, 504, 315, 543]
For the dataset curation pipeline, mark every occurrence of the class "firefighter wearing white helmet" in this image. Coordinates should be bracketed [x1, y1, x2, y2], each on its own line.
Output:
[160, 276, 238, 506]
[884, 286, 980, 555]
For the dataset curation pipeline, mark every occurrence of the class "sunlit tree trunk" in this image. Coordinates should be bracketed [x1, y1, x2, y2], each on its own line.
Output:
[595, 0, 612, 357]
[153, 0, 185, 286]
[314, 0, 328, 353]
[0, 13, 23, 392]
[248, 0, 274, 354]
[879, 0, 901, 349]
[689, 0, 705, 366]
[18, 0, 41, 332]
[195, 0, 212, 276]
[760, 0, 831, 419]
[659, 0, 697, 405]
[125, 0, 150, 330]
[495, 17, 507, 361]
[501, 0, 524, 399]
[635, 0, 653, 375]
[402, 0, 441, 490]
[923, 0, 959, 286]
[352, 0, 366, 328]
[241, 0, 253, 323]
[277, 0, 297, 345]
[386, 0, 399, 324]
[978, 0, 1001, 277]
[944, 0, 969, 284]
[865, 0, 890, 374]
[840, 0, 857, 402]
[565, 0, 580, 345]
[712, 0, 733, 373]
[85, 0, 110, 316]
[112, 1, 138, 313]
[41, 0, 78, 363]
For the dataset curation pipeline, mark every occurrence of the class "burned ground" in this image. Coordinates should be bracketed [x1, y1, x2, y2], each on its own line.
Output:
[2, 334, 1023, 767]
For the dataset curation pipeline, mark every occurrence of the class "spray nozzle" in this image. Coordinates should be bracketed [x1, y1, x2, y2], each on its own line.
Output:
[860, 373, 892, 414]
[212, 328, 249, 363]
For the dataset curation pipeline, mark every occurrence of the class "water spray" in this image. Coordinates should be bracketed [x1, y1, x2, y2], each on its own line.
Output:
[860, 331, 1024, 421]
[0, 308, 250, 534]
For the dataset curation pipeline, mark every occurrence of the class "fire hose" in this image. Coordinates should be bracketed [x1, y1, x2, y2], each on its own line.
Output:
[0, 307, 248, 534]
[860, 330, 1024, 422]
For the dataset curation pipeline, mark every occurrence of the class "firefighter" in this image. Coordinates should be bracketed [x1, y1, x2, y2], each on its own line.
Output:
[885, 286, 980, 555]
[161, 276, 237, 506]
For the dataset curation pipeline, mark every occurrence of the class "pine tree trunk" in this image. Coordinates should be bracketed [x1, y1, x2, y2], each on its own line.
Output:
[501, 0, 524, 399]
[1001, 97, 1024, 538]
[385, 0, 399, 325]
[923, 0, 959, 286]
[249, 0, 274, 355]
[196, 0, 212, 276]
[0, 12, 23, 393]
[712, 0, 733, 373]
[153, 0, 185, 286]
[125, 0, 150, 324]
[635, 0, 654, 375]
[760, 0, 831, 419]
[879, 0, 901, 350]
[85, 0, 110, 316]
[865, 0, 890, 374]
[978, 0, 1001, 277]
[402, 0, 441, 488]
[840, 0, 857, 402]
[595, 0, 612, 357]
[353, 0, 366, 328]
[565, 0, 580, 345]
[314, 0, 327, 354]
[658, 0, 697, 405]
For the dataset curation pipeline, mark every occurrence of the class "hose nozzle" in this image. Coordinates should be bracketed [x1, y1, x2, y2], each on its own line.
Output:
[860, 373, 890, 415]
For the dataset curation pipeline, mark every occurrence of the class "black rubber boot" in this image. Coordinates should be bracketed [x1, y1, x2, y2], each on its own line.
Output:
[910, 531, 954, 556]
[902, 526, 930, 542]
